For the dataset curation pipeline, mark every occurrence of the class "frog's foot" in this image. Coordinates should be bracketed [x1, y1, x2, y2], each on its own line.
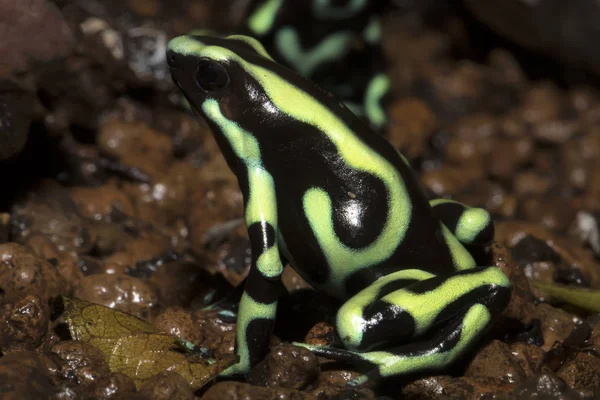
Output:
[298, 302, 501, 386]
[218, 361, 249, 379]
[299, 267, 511, 384]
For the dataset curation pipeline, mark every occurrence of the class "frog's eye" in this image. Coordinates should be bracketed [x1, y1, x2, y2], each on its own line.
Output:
[196, 59, 230, 92]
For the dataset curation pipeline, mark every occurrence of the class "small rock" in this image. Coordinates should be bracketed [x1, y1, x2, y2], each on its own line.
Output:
[138, 371, 194, 400]
[0, 295, 50, 352]
[486, 137, 533, 179]
[387, 98, 437, 158]
[465, 340, 526, 384]
[0, 213, 9, 243]
[402, 375, 451, 399]
[0, 351, 57, 399]
[521, 83, 562, 125]
[511, 372, 583, 399]
[88, 372, 137, 400]
[304, 322, 337, 347]
[70, 181, 136, 223]
[509, 342, 545, 377]
[97, 121, 173, 181]
[153, 307, 201, 345]
[556, 352, 600, 392]
[248, 344, 319, 390]
[490, 242, 535, 325]
[420, 166, 483, 196]
[201, 381, 317, 400]
[440, 376, 514, 399]
[0, 242, 66, 304]
[75, 273, 158, 318]
[52, 340, 110, 388]
[534, 119, 580, 144]
[534, 303, 579, 352]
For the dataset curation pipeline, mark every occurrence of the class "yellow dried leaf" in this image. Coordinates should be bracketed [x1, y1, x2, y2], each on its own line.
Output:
[61, 297, 233, 389]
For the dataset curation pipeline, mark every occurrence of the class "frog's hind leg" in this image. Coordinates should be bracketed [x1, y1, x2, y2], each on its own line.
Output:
[429, 199, 494, 246]
[295, 266, 511, 386]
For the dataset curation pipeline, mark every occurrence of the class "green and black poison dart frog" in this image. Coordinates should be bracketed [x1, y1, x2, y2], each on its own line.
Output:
[240, 0, 392, 132]
[166, 34, 511, 386]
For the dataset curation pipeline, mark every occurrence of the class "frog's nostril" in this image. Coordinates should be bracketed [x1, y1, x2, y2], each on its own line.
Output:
[166, 51, 178, 66]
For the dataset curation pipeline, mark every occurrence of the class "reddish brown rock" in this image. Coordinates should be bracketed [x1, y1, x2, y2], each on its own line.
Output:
[0, 295, 50, 353]
[75, 274, 158, 318]
[248, 344, 319, 390]
[138, 371, 194, 400]
[0, 242, 66, 304]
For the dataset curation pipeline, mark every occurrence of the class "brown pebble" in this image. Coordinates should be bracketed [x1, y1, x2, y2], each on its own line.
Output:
[281, 267, 312, 293]
[52, 340, 110, 387]
[0, 351, 57, 399]
[487, 49, 526, 87]
[97, 121, 173, 181]
[248, 344, 319, 390]
[0, 242, 66, 304]
[402, 375, 452, 399]
[509, 342, 545, 378]
[304, 322, 337, 347]
[150, 260, 213, 308]
[486, 137, 533, 179]
[533, 119, 580, 144]
[513, 171, 553, 196]
[138, 371, 194, 400]
[88, 372, 137, 400]
[439, 376, 514, 399]
[187, 183, 244, 258]
[70, 181, 136, 223]
[0, 213, 9, 243]
[153, 307, 201, 345]
[464, 340, 526, 384]
[489, 242, 535, 325]
[556, 352, 600, 392]
[521, 82, 562, 124]
[387, 98, 437, 158]
[75, 274, 158, 318]
[534, 303, 579, 352]
[520, 196, 576, 232]
[420, 166, 483, 196]
[0, 295, 50, 353]
[202, 381, 317, 400]
[512, 372, 586, 399]
[127, 0, 161, 16]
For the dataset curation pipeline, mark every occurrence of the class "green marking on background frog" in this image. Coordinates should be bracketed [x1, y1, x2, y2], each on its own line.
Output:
[364, 73, 390, 130]
[275, 28, 354, 77]
[363, 16, 382, 43]
[247, 0, 283, 36]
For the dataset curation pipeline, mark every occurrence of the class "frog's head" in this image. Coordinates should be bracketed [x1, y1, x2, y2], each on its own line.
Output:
[167, 34, 278, 123]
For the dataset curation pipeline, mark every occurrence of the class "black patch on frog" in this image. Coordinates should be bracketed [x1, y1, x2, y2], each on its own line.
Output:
[247, 221, 277, 264]
[359, 301, 416, 350]
[245, 266, 281, 304]
[245, 317, 275, 366]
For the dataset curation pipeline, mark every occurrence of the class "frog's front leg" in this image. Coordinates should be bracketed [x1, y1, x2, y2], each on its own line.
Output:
[429, 199, 494, 246]
[296, 266, 511, 386]
[220, 166, 285, 377]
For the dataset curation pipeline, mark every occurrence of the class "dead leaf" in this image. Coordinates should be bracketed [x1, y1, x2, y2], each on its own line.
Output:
[61, 296, 234, 389]
[531, 281, 600, 312]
